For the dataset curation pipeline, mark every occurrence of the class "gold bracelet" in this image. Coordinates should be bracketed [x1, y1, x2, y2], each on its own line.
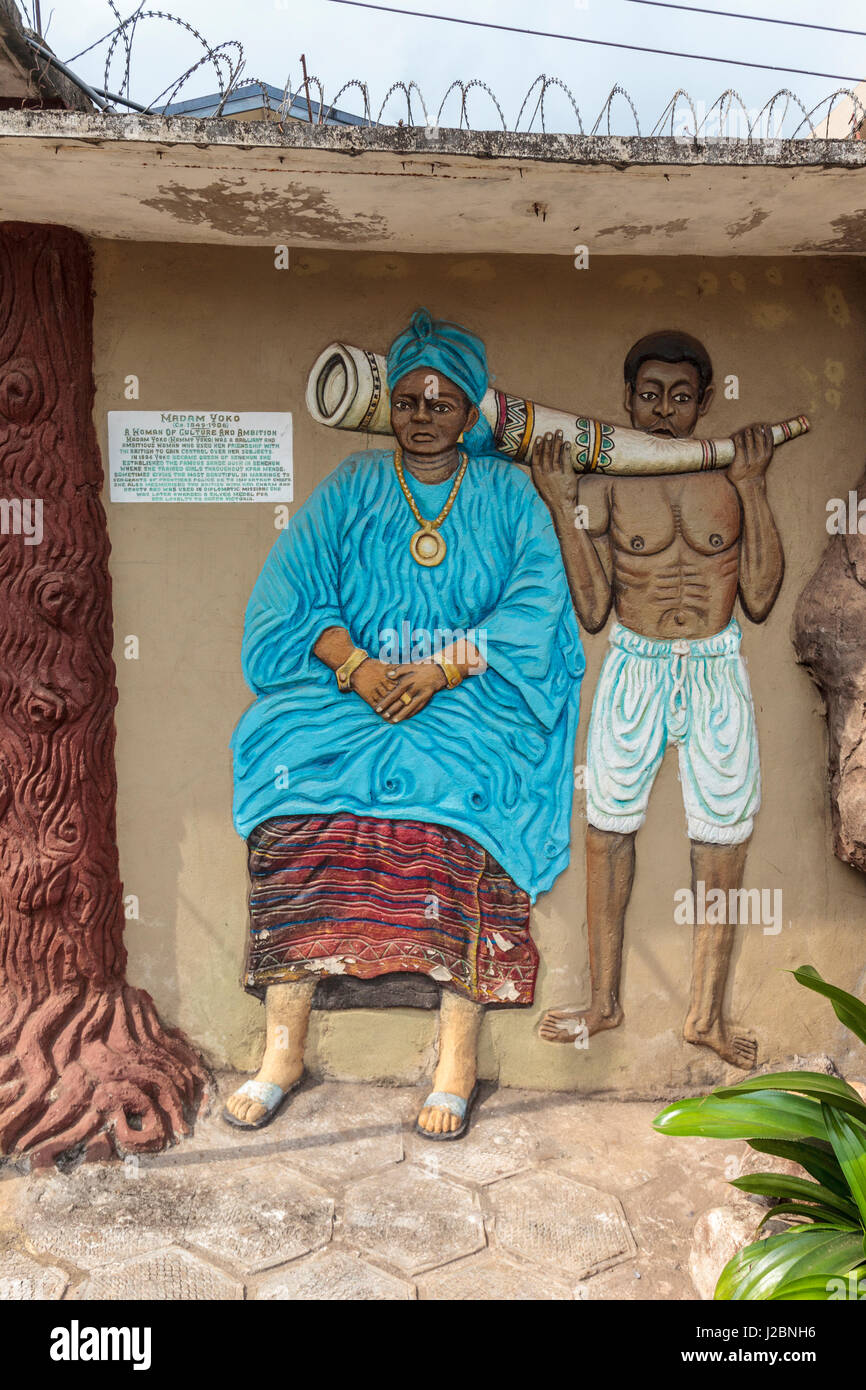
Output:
[335, 647, 369, 692]
[434, 654, 463, 689]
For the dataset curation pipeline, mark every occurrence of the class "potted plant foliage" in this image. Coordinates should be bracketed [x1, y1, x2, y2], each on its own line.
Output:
[654, 966, 866, 1300]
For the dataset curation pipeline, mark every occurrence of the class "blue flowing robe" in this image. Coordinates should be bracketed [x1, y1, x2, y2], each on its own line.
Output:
[230, 450, 584, 901]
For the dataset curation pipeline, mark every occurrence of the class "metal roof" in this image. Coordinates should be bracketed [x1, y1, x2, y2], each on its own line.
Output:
[159, 81, 369, 126]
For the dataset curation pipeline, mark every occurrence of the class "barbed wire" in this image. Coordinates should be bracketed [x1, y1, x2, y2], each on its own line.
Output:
[32, 2, 866, 139]
[591, 85, 643, 137]
[435, 80, 506, 132]
[322, 78, 371, 126]
[515, 76, 584, 136]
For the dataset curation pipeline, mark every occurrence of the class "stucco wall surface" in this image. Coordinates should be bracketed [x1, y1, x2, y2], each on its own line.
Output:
[93, 241, 866, 1095]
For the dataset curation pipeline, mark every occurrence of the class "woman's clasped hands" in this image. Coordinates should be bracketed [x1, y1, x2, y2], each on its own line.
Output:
[350, 657, 447, 724]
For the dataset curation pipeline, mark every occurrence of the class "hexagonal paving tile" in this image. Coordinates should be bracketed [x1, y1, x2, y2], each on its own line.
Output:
[183, 1160, 333, 1273]
[488, 1171, 636, 1280]
[79, 1247, 243, 1300]
[274, 1083, 405, 1186]
[256, 1248, 414, 1300]
[545, 1101, 726, 1194]
[0, 1251, 67, 1300]
[406, 1087, 557, 1186]
[20, 1162, 197, 1267]
[340, 1166, 485, 1275]
[418, 1249, 572, 1300]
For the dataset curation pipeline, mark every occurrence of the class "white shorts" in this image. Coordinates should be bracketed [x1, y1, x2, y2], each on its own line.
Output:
[586, 619, 760, 846]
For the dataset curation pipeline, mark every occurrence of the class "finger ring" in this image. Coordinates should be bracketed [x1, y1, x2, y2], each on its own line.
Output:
[400, 691, 412, 706]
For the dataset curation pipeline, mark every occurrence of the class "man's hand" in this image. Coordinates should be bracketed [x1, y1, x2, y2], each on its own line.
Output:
[350, 658, 397, 711]
[375, 662, 447, 723]
[531, 430, 579, 521]
[728, 423, 775, 487]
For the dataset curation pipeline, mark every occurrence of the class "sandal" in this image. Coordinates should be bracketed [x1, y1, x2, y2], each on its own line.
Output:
[221, 1074, 305, 1131]
[414, 1082, 480, 1142]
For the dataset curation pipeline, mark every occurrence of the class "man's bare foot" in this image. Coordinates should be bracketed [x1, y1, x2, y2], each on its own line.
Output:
[224, 1053, 304, 1126]
[683, 1013, 758, 1070]
[538, 1000, 624, 1044]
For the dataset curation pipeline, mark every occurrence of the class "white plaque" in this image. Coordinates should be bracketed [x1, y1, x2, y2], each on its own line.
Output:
[108, 412, 293, 503]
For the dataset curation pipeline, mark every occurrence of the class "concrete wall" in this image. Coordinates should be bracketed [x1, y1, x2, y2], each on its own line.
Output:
[93, 240, 866, 1095]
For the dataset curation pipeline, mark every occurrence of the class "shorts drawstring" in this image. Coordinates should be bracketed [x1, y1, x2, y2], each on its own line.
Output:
[670, 639, 691, 716]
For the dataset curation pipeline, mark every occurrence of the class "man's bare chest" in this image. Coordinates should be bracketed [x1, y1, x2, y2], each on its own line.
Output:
[608, 475, 741, 558]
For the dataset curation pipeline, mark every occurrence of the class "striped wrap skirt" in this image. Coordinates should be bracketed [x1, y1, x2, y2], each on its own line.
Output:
[243, 812, 536, 1007]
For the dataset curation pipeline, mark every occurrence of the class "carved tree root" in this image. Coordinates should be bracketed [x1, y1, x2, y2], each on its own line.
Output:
[0, 983, 209, 1168]
[0, 225, 210, 1168]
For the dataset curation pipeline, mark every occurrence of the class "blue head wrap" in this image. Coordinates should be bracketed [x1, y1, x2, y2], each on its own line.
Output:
[386, 307, 498, 456]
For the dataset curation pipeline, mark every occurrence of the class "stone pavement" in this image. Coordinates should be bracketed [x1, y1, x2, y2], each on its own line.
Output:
[0, 1076, 756, 1301]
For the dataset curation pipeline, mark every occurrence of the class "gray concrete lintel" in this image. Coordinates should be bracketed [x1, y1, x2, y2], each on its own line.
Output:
[1, 111, 865, 256]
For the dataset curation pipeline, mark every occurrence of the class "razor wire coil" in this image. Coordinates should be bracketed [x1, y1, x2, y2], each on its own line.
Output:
[33, 2, 866, 140]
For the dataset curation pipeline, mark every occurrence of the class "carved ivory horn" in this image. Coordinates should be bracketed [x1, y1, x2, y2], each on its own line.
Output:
[306, 342, 810, 475]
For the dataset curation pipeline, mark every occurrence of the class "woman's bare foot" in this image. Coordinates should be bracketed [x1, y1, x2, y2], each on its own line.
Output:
[225, 979, 314, 1125]
[417, 1055, 477, 1136]
[683, 1012, 758, 1070]
[224, 1052, 304, 1126]
[538, 998, 624, 1043]
[417, 990, 482, 1135]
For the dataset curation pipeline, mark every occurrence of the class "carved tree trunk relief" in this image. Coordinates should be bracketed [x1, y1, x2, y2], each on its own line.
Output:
[0, 223, 207, 1167]
[793, 465, 866, 874]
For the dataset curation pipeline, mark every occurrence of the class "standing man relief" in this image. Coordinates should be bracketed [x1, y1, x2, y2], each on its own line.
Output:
[532, 330, 783, 1068]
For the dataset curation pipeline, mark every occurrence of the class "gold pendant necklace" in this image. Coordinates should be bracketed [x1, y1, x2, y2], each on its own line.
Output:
[394, 446, 468, 567]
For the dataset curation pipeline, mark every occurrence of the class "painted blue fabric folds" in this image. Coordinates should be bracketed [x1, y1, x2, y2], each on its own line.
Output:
[230, 450, 584, 899]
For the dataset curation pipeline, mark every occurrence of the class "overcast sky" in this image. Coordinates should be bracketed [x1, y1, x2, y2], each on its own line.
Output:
[22, 0, 866, 135]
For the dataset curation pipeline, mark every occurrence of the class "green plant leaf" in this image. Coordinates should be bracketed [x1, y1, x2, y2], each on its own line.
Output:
[714, 1234, 767, 1299]
[731, 1173, 860, 1223]
[653, 1091, 828, 1142]
[718, 1072, 866, 1126]
[768, 1271, 866, 1301]
[792, 965, 866, 1045]
[755, 1201, 857, 1230]
[748, 1139, 848, 1197]
[715, 1226, 866, 1301]
[822, 1103, 866, 1228]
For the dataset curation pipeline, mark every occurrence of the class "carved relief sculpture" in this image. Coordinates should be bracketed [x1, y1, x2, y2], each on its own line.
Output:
[309, 326, 809, 1073]
[533, 331, 794, 1068]
[225, 309, 584, 1136]
[0, 224, 207, 1167]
